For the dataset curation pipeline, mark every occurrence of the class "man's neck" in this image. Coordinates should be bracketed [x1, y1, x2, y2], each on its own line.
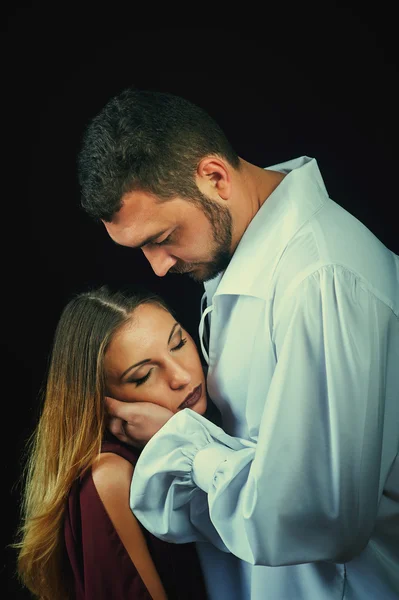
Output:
[240, 158, 286, 210]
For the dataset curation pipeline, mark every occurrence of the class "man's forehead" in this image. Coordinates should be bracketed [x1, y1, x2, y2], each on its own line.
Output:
[104, 211, 168, 249]
[114, 190, 158, 222]
[105, 192, 163, 241]
[124, 187, 165, 208]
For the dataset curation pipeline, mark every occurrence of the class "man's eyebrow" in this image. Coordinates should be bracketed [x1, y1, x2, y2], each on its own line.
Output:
[111, 230, 168, 250]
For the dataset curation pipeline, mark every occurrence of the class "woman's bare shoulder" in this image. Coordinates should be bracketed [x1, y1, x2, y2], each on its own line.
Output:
[91, 451, 134, 503]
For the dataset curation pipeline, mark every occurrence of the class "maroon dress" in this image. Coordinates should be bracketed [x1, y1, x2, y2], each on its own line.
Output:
[64, 436, 208, 599]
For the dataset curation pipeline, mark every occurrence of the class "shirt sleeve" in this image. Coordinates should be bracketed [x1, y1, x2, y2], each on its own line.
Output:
[130, 265, 389, 566]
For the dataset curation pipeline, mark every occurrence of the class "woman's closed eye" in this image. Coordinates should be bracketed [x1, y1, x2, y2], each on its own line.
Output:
[171, 337, 187, 352]
[129, 338, 187, 387]
[129, 369, 153, 387]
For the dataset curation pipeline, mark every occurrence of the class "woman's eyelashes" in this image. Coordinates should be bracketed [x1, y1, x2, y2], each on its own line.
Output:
[132, 369, 153, 387]
[130, 336, 188, 386]
[171, 337, 187, 352]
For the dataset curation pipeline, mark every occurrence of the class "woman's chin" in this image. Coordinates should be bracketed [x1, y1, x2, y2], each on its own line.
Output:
[192, 397, 207, 416]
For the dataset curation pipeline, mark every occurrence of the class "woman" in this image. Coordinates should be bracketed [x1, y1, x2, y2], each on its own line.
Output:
[14, 285, 210, 599]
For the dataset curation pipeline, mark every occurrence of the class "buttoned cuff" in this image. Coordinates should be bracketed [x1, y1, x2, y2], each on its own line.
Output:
[192, 442, 235, 493]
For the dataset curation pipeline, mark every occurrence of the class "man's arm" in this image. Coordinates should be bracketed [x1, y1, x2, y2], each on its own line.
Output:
[130, 266, 390, 565]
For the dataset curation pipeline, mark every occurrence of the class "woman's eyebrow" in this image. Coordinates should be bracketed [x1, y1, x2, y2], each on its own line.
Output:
[168, 322, 180, 344]
[120, 358, 151, 380]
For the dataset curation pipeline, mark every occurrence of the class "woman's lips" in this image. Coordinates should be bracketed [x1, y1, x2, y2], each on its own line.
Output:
[178, 383, 202, 410]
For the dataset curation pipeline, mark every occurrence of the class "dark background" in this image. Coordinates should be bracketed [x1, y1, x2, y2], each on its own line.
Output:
[3, 7, 398, 598]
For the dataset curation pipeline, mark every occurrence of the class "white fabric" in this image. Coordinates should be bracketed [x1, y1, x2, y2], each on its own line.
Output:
[192, 442, 235, 492]
[199, 303, 213, 366]
[131, 156, 399, 599]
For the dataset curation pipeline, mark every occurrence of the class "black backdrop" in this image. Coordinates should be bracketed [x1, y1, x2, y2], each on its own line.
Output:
[3, 8, 398, 598]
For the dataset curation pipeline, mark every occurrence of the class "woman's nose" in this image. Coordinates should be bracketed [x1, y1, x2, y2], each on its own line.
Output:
[169, 362, 191, 390]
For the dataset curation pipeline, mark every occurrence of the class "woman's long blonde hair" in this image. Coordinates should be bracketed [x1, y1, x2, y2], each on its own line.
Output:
[13, 285, 167, 599]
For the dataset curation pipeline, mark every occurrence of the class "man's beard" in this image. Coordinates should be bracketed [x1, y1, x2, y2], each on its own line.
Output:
[170, 192, 233, 283]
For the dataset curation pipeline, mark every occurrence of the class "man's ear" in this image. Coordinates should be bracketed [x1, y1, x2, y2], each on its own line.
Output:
[196, 156, 232, 200]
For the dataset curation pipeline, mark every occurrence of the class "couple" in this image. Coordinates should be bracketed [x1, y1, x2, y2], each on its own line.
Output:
[16, 88, 399, 599]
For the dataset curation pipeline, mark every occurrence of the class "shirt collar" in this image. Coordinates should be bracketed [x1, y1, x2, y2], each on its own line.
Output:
[204, 156, 329, 301]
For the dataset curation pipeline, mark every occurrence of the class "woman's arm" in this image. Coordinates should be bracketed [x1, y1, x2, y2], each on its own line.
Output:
[92, 452, 167, 600]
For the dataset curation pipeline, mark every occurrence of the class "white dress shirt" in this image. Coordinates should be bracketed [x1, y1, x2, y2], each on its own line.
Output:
[130, 156, 399, 599]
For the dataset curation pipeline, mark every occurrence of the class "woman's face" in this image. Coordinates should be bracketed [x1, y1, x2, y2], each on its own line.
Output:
[104, 303, 207, 415]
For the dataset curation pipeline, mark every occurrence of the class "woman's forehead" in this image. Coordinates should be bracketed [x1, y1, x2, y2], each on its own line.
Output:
[119, 303, 175, 338]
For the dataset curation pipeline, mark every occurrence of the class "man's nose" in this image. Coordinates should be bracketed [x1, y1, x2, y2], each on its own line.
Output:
[141, 246, 177, 277]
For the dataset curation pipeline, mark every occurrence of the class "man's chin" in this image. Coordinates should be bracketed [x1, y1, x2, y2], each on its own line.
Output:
[171, 254, 230, 283]
[188, 266, 224, 284]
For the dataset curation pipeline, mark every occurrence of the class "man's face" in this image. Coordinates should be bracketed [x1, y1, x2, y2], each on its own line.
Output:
[103, 189, 233, 283]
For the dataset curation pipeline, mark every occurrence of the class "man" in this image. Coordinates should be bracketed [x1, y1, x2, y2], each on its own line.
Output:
[78, 88, 399, 599]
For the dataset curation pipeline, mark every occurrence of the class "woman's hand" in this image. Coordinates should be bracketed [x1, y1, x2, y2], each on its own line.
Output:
[105, 397, 174, 448]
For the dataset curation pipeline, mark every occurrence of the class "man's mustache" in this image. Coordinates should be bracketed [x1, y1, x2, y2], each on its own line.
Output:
[170, 261, 196, 274]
